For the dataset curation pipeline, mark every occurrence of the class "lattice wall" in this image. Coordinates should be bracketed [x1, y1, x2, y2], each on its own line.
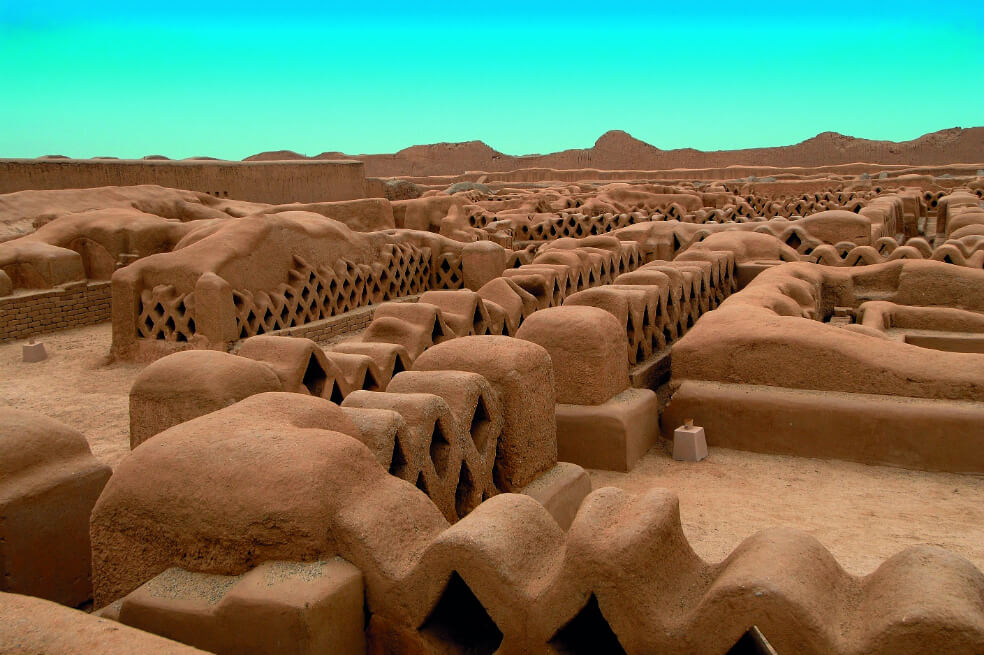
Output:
[134, 242, 437, 343]
[230, 244, 432, 340]
[513, 212, 647, 243]
[432, 252, 464, 290]
[137, 286, 196, 342]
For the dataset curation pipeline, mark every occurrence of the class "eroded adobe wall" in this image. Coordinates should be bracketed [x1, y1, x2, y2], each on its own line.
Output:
[0, 159, 368, 204]
[0, 592, 210, 655]
[93, 232, 984, 652]
[109, 213, 479, 359]
[94, 372, 984, 655]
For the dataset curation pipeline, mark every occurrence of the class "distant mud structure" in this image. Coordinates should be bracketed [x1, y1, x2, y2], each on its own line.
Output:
[0, 158, 367, 204]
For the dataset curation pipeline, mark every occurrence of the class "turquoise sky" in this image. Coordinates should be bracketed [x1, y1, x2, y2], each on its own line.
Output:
[1, 2, 981, 159]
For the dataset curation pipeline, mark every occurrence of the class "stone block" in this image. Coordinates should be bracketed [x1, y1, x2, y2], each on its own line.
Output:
[22, 340, 48, 362]
[672, 423, 708, 462]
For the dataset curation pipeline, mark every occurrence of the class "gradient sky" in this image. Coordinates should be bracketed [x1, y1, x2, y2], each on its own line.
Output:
[1, 1, 982, 159]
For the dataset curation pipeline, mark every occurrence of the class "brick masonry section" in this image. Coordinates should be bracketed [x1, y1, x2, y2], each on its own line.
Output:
[0, 282, 112, 343]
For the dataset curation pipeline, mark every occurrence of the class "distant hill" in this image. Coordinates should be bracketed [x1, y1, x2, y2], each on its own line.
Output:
[244, 149, 307, 161]
[244, 127, 984, 177]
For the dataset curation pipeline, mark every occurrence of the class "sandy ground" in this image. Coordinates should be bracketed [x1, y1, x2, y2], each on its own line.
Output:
[2, 323, 982, 576]
[0, 324, 142, 468]
[590, 447, 984, 575]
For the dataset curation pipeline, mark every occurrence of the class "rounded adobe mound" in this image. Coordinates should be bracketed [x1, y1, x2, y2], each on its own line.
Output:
[686, 231, 801, 263]
[413, 335, 552, 384]
[129, 350, 282, 448]
[92, 392, 445, 606]
[797, 210, 872, 245]
[0, 407, 93, 481]
[515, 306, 628, 405]
[461, 239, 507, 291]
[0, 408, 112, 606]
[130, 350, 282, 399]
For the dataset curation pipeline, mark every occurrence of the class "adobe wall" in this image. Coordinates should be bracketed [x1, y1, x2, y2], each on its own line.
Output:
[663, 381, 984, 473]
[0, 159, 367, 204]
[94, 371, 984, 655]
[262, 294, 419, 345]
[665, 259, 984, 471]
[671, 261, 984, 400]
[0, 281, 111, 342]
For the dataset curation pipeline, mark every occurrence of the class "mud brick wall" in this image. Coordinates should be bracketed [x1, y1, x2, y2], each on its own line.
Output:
[0, 158, 368, 204]
[0, 282, 112, 342]
[263, 295, 419, 345]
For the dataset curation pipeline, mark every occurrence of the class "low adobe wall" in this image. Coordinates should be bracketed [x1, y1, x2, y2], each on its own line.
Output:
[0, 281, 111, 342]
[665, 259, 984, 471]
[0, 159, 367, 204]
[261, 294, 420, 345]
[663, 381, 984, 473]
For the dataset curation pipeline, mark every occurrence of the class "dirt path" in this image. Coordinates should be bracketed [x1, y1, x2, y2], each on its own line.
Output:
[3, 323, 982, 576]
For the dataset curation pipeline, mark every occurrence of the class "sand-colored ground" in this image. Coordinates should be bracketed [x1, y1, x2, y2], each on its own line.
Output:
[2, 323, 982, 575]
[591, 449, 984, 575]
[0, 324, 142, 468]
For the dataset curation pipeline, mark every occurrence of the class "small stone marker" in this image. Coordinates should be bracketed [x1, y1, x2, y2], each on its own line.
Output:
[673, 418, 708, 462]
[22, 339, 48, 363]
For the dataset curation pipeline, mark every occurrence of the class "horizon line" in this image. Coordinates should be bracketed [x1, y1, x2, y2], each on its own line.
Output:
[15, 125, 982, 162]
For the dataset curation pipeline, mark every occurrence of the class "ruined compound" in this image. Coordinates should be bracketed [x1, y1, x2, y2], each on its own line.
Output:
[2, 133, 984, 655]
